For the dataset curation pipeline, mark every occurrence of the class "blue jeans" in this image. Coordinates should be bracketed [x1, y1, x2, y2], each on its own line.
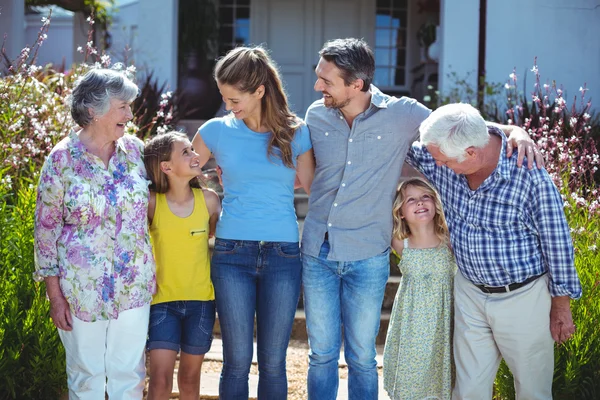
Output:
[302, 240, 390, 400]
[211, 238, 302, 400]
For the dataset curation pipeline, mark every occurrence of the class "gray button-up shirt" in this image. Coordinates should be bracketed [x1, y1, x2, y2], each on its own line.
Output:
[301, 85, 431, 261]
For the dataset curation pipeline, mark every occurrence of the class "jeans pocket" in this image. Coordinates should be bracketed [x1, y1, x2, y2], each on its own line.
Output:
[276, 242, 300, 258]
[213, 238, 237, 254]
[197, 300, 216, 336]
[149, 303, 168, 328]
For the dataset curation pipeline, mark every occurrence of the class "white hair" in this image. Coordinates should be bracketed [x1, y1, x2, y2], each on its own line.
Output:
[419, 103, 489, 161]
[70, 68, 139, 127]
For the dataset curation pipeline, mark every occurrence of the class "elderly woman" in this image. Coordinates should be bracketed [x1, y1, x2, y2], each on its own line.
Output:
[34, 68, 155, 399]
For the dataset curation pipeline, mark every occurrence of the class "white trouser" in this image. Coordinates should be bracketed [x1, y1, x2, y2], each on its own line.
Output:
[452, 272, 554, 400]
[58, 304, 150, 400]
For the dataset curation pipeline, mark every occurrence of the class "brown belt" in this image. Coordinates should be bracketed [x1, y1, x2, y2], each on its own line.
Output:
[474, 272, 546, 294]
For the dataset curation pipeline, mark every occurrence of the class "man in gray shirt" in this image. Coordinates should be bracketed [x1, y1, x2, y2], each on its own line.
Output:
[301, 38, 538, 400]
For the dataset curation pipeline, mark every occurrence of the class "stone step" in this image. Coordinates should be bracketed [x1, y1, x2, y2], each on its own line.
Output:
[212, 309, 392, 345]
[203, 338, 385, 368]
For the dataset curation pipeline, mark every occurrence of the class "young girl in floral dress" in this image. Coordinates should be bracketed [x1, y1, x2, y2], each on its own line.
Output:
[383, 177, 456, 400]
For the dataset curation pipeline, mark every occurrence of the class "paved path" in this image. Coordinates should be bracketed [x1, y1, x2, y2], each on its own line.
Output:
[185, 338, 390, 399]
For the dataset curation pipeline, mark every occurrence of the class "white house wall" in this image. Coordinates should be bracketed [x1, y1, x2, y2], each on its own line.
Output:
[438, 0, 481, 101]
[0, 0, 25, 61]
[485, 0, 600, 110]
[136, 0, 178, 90]
[440, 0, 600, 111]
[25, 12, 74, 69]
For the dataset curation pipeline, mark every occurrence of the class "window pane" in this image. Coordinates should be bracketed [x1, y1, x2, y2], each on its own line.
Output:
[374, 67, 391, 86]
[394, 68, 405, 86]
[236, 6, 250, 20]
[376, 13, 390, 27]
[392, 49, 405, 66]
[375, 28, 393, 47]
[235, 23, 250, 45]
[392, 9, 407, 23]
[375, 0, 407, 87]
[237, 0, 250, 5]
[375, 48, 390, 67]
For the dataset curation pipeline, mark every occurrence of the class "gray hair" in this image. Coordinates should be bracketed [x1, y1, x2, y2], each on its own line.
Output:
[419, 103, 490, 161]
[70, 68, 139, 127]
[319, 38, 374, 92]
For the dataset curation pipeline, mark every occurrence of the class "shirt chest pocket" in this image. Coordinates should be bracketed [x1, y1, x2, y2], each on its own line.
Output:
[362, 131, 394, 164]
[311, 128, 347, 166]
[474, 203, 525, 237]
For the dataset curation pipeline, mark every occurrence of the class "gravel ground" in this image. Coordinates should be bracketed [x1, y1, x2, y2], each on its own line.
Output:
[145, 338, 384, 400]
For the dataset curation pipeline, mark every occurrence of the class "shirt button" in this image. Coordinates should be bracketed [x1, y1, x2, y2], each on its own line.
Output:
[377, 135, 381, 139]
[334, 203, 338, 207]
[325, 132, 329, 136]
[339, 116, 343, 119]
[341, 183, 346, 187]
[347, 161, 351, 165]
[328, 223, 332, 227]
[349, 138, 353, 142]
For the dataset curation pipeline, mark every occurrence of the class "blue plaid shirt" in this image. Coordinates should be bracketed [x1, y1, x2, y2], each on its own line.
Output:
[406, 127, 582, 299]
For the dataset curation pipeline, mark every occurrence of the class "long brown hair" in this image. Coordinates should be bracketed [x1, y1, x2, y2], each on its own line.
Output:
[144, 131, 202, 193]
[214, 46, 301, 168]
[392, 178, 450, 243]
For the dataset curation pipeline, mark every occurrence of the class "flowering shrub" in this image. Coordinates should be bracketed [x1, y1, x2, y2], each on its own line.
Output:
[489, 61, 600, 399]
[0, 13, 178, 190]
[0, 13, 178, 398]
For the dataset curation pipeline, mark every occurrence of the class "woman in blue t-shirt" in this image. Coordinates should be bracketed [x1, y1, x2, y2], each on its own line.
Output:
[191, 46, 314, 399]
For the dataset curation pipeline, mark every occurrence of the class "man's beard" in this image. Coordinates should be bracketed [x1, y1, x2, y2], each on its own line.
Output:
[324, 94, 351, 109]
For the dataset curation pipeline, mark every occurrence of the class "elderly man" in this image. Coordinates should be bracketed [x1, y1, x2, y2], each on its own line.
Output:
[407, 103, 582, 400]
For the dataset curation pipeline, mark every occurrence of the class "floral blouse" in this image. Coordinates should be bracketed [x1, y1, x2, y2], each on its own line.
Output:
[34, 130, 156, 322]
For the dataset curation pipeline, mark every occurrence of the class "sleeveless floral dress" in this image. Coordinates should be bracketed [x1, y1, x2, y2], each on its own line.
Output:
[383, 239, 456, 400]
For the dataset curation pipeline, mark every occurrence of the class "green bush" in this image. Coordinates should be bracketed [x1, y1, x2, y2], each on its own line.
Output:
[0, 181, 67, 399]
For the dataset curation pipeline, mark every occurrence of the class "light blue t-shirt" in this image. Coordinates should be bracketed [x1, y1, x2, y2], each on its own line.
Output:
[200, 116, 312, 242]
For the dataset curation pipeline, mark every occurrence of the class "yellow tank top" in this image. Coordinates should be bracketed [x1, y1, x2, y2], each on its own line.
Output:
[150, 188, 214, 304]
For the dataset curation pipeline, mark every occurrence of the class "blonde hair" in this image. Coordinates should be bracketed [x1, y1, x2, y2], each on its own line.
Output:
[214, 46, 302, 168]
[392, 178, 449, 243]
[144, 131, 203, 193]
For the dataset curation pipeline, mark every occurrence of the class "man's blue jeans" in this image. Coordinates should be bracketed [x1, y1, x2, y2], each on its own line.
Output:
[211, 239, 302, 400]
[302, 240, 390, 400]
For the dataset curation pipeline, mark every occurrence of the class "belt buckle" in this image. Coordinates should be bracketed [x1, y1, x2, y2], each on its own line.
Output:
[480, 285, 494, 294]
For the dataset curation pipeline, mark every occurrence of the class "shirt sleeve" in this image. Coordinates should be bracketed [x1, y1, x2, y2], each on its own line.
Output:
[34, 151, 65, 281]
[293, 123, 313, 157]
[409, 101, 432, 142]
[405, 141, 438, 179]
[530, 170, 582, 299]
[198, 118, 223, 153]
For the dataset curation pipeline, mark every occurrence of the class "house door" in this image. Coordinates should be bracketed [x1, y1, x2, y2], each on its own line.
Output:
[252, 0, 370, 116]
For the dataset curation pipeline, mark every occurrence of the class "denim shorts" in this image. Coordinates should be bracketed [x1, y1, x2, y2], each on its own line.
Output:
[147, 300, 216, 355]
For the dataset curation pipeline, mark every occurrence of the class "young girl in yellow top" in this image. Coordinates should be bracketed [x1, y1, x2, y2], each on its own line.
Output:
[383, 177, 456, 400]
[143, 131, 221, 400]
